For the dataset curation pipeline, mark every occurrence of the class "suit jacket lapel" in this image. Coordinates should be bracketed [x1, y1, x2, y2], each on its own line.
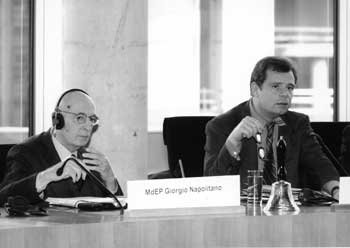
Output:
[41, 129, 61, 166]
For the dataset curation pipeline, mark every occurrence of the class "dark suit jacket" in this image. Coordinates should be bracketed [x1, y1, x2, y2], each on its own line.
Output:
[203, 101, 339, 189]
[0, 130, 107, 205]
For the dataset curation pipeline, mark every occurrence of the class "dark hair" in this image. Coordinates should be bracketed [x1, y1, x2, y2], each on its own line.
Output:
[250, 56, 297, 87]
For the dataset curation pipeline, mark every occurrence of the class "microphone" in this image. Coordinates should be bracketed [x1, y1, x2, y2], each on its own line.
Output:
[277, 136, 287, 181]
[311, 131, 349, 177]
[57, 157, 125, 215]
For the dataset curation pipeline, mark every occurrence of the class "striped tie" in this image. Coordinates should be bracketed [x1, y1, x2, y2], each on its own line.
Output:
[263, 122, 276, 185]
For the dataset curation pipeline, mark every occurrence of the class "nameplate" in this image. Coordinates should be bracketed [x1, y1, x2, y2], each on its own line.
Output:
[340, 177, 350, 204]
[127, 175, 240, 210]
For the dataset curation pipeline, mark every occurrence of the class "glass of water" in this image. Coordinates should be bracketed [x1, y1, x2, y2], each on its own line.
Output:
[247, 170, 263, 206]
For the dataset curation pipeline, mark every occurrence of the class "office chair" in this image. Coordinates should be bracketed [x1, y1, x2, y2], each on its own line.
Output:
[163, 116, 213, 178]
[0, 144, 14, 183]
[148, 116, 213, 179]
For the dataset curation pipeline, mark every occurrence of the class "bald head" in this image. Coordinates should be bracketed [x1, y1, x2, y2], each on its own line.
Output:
[57, 91, 96, 114]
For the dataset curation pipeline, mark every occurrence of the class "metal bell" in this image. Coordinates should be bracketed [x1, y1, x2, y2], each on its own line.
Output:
[263, 180, 300, 213]
[263, 136, 300, 214]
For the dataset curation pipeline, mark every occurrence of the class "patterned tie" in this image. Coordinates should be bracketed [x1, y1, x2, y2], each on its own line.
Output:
[263, 122, 276, 185]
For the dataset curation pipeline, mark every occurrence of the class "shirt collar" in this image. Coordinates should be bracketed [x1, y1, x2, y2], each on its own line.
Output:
[51, 134, 76, 161]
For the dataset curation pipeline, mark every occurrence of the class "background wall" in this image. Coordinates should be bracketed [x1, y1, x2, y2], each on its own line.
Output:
[36, 0, 148, 194]
[63, 0, 148, 193]
[148, 132, 168, 175]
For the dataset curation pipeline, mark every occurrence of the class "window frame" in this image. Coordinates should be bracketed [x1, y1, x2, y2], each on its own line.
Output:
[29, 0, 35, 136]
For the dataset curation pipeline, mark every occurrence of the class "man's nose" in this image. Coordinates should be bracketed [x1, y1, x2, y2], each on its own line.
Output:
[83, 120, 94, 131]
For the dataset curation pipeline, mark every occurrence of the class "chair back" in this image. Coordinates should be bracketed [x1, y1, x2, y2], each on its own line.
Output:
[0, 144, 14, 183]
[311, 122, 350, 159]
[163, 116, 213, 177]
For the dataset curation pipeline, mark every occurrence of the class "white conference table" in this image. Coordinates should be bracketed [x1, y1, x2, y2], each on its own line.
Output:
[0, 204, 349, 248]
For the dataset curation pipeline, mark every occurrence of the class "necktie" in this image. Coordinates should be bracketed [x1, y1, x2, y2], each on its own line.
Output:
[263, 122, 276, 185]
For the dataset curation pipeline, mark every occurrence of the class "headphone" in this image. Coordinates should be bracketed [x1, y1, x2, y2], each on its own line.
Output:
[52, 89, 89, 130]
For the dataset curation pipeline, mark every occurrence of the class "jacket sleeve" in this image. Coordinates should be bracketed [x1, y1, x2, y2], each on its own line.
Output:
[203, 120, 240, 176]
[0, 145, 43, 205]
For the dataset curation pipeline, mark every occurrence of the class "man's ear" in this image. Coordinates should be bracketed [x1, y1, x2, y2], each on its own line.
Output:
[250, 82, 260, 97]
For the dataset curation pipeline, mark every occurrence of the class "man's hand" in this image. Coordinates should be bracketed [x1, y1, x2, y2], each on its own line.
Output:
[36, 158, 87, 193]
[225, 116, 263, 156]
[78, 147, 118, 193]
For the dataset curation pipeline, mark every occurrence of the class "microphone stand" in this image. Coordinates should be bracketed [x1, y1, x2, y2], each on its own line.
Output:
[58, 157, 125, 215]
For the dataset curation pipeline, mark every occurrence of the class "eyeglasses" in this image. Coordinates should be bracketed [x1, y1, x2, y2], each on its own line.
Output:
[255, 133, 266, 160]
[57, 109, 99, 126]
[255, 132, 274, 163]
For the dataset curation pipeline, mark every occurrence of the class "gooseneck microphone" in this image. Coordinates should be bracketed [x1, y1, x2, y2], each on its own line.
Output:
[57, 157, 125, 215]
[311, 131, 349, 177]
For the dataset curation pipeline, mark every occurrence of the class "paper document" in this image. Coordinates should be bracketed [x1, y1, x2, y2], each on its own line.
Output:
[47, 196, 127, 208]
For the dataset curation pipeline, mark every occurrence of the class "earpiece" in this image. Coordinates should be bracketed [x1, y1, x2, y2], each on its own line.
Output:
[52, 111, 65, 130]
[52, 89, 89, 130]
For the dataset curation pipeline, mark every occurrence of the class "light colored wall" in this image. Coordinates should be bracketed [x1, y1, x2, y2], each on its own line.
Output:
[148, 132, 168, 175]
[62, 0, 147, 193]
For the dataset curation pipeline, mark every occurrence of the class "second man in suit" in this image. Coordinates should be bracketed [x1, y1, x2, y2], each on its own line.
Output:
[204, 56, 339, 199]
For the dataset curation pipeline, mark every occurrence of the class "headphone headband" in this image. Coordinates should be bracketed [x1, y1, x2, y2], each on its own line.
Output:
[55, 88, 89, 109]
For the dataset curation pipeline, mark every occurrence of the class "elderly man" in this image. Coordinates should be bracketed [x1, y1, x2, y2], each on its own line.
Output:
[0, 89, 121, 204]
[204, 56, 339, 199]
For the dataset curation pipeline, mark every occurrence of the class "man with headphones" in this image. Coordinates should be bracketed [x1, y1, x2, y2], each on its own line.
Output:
[0, 89, 121, 205]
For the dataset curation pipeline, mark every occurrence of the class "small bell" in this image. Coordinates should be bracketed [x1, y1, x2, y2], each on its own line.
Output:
[263, 136, 300, 213]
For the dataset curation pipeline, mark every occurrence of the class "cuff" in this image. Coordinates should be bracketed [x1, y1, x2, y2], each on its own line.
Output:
[322, 180, 339, 196]
[36, 171, 48, 193]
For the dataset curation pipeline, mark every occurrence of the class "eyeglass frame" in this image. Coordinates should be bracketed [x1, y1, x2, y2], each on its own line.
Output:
[56, 108, 99, 126]
[255, 132, 275, 165]
[255, 133, 265, 160]
[255, 132, 275, 162]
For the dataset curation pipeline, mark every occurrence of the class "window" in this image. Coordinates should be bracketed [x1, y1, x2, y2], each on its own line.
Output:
[148, 0, 337, 131]
[222, 0, 336, 120]
[275, 0, 336, 121]
[148, 0, 200, 131]
[0, 0, 33, 144]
